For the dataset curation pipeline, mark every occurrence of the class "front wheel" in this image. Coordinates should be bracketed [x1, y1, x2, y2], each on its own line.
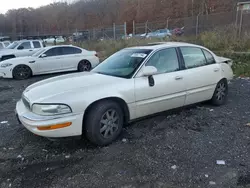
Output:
[211, 79, 228, 106]
[85, 101, 124, 146]
[13, 65, 32, 80]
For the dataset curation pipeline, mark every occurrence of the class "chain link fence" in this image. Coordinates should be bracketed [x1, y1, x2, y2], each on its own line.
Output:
[1, 11, 250, 40]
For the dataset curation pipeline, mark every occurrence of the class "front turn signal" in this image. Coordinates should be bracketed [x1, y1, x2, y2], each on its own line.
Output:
[37, 122, 72, 131]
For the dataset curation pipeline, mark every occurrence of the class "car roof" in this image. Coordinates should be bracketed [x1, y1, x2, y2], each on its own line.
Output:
[43, 45, 78, 50]
[125, 42, 205, 50]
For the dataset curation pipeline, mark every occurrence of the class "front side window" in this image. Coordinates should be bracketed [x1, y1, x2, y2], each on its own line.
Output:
[146, 48, 179, 74]
[180, 47, 207, 69]
[3, 42, 10, 47]
[44, 48, 61, 57]
[33, 41, 41, 48]
[92, 49, 152, 78]
[19, 42, 31, 49]
[7, 42, 19, 49]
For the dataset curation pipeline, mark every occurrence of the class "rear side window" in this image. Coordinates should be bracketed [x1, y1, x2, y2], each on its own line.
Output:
[33, 41, 41, 48]
[61, 47, 82, 55]
[202, 50, 216, 65]
[180, 47, 206, 69]
[0, 43, 3, 49]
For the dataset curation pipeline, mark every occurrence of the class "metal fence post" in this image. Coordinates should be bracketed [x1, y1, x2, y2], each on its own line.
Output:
[167, 17, 170, 28]
[196, 14, 200, 38]
[133, 20, 135, 36]
[145, 21, 148, 34]
[124, 22, 127, 39]
[93, 28, 96, 40]
[239, 10, 243, 37]
[113, 23, 116, 40]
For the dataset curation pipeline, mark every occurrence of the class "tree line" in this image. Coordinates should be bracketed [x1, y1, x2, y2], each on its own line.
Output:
[0, 0, 237, 37]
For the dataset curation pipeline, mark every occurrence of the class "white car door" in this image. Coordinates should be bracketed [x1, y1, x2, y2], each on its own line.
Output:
[134, 48, 186, 118]
[34, 47, 63, 74]
[179, 47, 221, 105]
[15, 41, 34, 57]
[60, 46, 82, 70]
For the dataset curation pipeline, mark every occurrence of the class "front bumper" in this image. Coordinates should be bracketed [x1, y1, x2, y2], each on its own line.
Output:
[16, 100, 84, 138]
[0, 68, 13, 78]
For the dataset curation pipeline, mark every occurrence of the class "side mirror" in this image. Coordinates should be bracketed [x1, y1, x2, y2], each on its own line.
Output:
[17, 46, 24, 50]
[40, 54, 47, 58]
[142, 66, 158, 77]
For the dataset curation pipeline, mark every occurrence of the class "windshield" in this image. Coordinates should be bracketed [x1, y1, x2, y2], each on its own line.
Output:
[92, 49, 152, 78]
[32, 48, 47, 57]
[7, 42, 19, 49]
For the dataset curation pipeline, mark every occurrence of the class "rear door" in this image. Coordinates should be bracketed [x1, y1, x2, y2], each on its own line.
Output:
[60, 47, 82, 70]
[179, 47, 221, 105]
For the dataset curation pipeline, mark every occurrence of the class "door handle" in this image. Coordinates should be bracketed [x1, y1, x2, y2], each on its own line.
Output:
[214, 68, 220, 72]
[29, 50, 33, 51]
[175, 76, 183, 80]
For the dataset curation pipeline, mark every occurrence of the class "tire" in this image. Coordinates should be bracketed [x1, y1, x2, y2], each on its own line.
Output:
[78, 60, 91, 72]
[13, 65, 32, 80]
[211, 79, 228, 106]
[85, 100, 124, 146]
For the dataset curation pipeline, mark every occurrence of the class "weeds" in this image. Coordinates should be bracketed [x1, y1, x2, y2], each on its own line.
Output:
[74, 26, 250, 76]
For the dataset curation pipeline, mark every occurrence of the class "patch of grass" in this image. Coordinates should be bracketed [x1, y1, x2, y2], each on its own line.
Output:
[217, 52, 250, 76]
[72, 27, 250, 76]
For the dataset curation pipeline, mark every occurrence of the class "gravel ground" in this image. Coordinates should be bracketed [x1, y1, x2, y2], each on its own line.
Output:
[0, 73, 250, 188]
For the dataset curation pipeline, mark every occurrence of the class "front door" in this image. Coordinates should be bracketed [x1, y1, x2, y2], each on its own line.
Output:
[35, 47, 63, 74]
[15, 41, 34, 57]
[134, 48, 186, 118]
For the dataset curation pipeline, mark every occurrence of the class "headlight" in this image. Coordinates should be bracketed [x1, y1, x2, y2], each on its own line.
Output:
[1, 63, 12, 68]
[32, 104, 72, 116]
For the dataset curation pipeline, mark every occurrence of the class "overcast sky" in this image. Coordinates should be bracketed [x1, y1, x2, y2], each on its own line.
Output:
[0, 0, 58, 14]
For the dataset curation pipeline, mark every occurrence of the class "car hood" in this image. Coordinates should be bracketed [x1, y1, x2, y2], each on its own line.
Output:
[0, 56, 35, 64]
[23, 72, 123, 103]
[0, 49, 15, 55]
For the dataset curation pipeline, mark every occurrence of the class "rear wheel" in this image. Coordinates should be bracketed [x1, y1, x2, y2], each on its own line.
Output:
[13, 65, 32, 80]
[85, 100, 124, 146]
[211, 79, 228, 106]
[78, 60, 91, 72]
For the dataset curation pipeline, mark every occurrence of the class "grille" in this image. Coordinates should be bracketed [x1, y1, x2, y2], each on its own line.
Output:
[22, 95, 30, 110]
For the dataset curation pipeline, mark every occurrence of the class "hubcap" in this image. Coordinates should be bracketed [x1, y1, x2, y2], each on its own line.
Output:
[216, 82, 226, 101]
[80, 62, 91, 71]
[17, 66, 30, 78]
[100, 109, 119, 138]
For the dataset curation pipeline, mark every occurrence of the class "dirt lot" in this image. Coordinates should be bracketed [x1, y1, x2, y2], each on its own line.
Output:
[0, 73, 250, 188]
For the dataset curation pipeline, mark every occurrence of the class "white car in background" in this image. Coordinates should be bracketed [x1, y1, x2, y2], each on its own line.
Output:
[16, 42, 233, 146]
[0, 40, 45, 61]
[0, 41, 11, 49]
[44, 36, 65, 44]
[0, 45, 99, 79]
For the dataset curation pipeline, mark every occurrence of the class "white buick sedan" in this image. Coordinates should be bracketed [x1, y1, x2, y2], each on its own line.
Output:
[16, 42, 233, 145]
[0, 45, 99, 79]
